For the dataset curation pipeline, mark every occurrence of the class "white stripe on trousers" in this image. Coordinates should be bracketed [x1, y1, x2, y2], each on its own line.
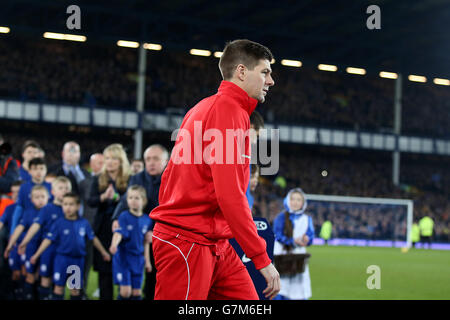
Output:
[152, 234, 195, 300]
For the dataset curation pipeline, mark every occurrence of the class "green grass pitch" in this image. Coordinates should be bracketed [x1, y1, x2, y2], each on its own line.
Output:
[307, 245, 450, 300]
[78, 245, 449, 300]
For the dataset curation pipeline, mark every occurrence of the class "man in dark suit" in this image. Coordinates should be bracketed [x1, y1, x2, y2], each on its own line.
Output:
[79, 153, 104, 297]
[111, 144, 168, 300]
[49, 141, 89, 196]
[49, 141, 90, 298]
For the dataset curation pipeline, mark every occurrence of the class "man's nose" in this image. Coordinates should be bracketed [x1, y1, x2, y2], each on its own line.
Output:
[267, 75, 275, 86]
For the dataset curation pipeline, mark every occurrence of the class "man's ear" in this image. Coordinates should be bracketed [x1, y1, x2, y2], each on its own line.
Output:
[236, 64, 246, 81]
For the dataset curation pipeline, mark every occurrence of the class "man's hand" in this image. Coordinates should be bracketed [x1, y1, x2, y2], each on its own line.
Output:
[259, 263, 280, 299]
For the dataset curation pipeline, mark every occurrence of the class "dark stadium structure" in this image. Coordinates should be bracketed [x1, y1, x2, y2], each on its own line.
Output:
[2, 0, 450, 77]
[0, 0, 449, 251]
[0, 0, 449, 305]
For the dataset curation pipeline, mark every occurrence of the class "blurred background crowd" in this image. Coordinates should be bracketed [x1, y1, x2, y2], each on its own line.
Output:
[0, 35, 449, 243]
[1, 36, 449, 138]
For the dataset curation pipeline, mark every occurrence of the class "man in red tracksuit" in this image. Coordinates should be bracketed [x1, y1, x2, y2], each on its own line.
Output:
[150, 39, 280, 300]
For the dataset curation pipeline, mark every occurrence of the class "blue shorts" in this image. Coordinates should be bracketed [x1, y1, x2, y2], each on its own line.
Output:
[8, 245, 22, 271]
[20, 250, 27, 267]
[53, 254, 85, 288]
[112, 249, 145, 289]
[24, 242, 39, 274]
[39, 243, 56, 277]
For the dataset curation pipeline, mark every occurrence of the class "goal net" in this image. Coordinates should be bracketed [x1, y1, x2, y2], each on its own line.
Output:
[305, 194, 414, 248]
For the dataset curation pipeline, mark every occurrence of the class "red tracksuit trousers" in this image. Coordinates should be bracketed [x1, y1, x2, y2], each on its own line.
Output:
[152, 227, 259, 300]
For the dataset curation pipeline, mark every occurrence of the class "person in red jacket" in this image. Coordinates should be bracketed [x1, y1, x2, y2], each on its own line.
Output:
[150, 39, 280, 300]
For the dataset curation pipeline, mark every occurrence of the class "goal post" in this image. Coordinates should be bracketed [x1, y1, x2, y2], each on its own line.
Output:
[305, 194, 414, 248]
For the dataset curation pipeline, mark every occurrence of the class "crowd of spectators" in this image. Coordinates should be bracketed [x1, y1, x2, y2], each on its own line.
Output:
[308, 202, 407, 241]
[1, 122, 448, 243]
[0, 34, 448, 243]
[251, 146, 450, 243]
[0, 36, 449, 137]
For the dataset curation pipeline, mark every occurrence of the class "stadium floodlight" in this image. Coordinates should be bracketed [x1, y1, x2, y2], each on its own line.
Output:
[64, 34, 87, 42]
[433, 78, 450, 86]
[346, 67, 366, 75]
[43, 32, 86, 42]
[270, 58, 276, 64]
[117, 40, 139, 48]
[190, 49, 211, 57]
[318, 64, 338, 72]
[379, 71, 398, 79]
[214, 51, 223, 58]
[408, 75, 427, 83]
[143, 43, 162, 51]
[0, 26, 10, 33]
[281, 59, 302, 67]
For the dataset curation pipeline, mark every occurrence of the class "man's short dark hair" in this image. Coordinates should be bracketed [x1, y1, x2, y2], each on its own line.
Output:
[29, 157, 46, 168]
[250, 110, 265, 131]
[11, 180, 23, 188]
[63, 192, 81, 204]
[219, 39, 274, 80]
[22, 140, 40, 154]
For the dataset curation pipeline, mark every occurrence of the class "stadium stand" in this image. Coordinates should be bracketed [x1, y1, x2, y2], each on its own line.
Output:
[0, 35, 449, 301]
[2, 0, 449, 303]
[0, 36, 449, 137]
[0, 36, 449, 244]
[251, 146, 449, 243]
[1, 119, 448, 243]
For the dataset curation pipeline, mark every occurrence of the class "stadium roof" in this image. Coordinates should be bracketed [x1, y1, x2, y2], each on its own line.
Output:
[2, 0, 450, 77]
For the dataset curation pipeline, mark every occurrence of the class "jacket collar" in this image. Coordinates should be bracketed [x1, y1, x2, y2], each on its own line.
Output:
[217, 81, 258, 116]
[144, 170, 162, 185]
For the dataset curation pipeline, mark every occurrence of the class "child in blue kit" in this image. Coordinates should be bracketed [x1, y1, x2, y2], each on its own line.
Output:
[109, 185, 152, 300]
[10, 157, 52, 233]
[19, 141, 40, 182]
[0, 180, 23, 299]
[31, 192, 110, 300]
[4, 185, 49, 300]
[18, 176, 72, 299]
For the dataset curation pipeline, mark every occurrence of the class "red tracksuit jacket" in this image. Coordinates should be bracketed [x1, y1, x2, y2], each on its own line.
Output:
[150, 80, 271, 270]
